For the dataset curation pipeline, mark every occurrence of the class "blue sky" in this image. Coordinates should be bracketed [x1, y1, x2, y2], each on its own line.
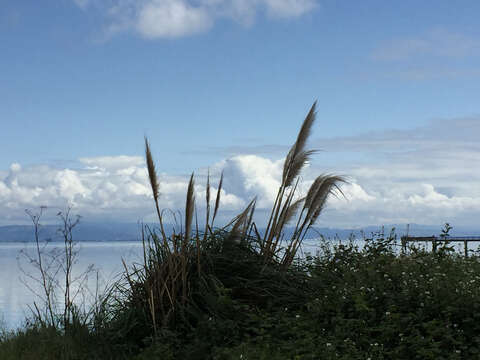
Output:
[1, 0, 480, 228]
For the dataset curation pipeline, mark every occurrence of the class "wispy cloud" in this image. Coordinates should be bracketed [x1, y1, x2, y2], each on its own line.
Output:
[380, 67, 480, 81]
[73, 0, 90, 10]
[372, 28, 480, 61]
[73, 0, 319, 39]
[263, 0, 317, 18]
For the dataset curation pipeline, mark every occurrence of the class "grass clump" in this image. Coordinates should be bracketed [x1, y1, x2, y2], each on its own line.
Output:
[112, 101, 343, 345]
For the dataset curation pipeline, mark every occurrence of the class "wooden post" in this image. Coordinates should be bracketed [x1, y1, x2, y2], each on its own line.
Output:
[464, 240, 468, 258]
[432, 237, 437, 253]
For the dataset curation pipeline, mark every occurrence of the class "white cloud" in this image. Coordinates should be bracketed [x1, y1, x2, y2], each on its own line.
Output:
[79, 156, 144, 171]
[10, 163, 21, 172]
[264, 0, 317, 18]
[2, 114, 479, 228]
[219, 155, 283, 207]
[136, 0, 212, 38]
[0, 155, 246, 225]
[74, 0, 319, 39]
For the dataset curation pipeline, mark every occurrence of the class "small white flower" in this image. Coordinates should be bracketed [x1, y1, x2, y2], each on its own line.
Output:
[326, 343, 332, 347]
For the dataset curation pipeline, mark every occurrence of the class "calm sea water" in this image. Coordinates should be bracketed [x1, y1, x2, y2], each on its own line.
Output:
[0, 241, 145, 330]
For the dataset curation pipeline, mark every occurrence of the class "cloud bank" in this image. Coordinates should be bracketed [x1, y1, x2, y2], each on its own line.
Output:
[315, 116, 480, 227]
[1, 115, 479, 228]
[74, 0, 318, 39]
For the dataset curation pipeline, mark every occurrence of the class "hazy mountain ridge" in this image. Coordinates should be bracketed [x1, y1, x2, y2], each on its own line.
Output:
[1, 223, 478, 242]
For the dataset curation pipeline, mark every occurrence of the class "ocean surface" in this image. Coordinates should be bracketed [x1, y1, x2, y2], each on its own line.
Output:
[0, 241, 145, 330]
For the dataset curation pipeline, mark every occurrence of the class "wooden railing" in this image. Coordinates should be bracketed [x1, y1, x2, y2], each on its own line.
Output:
[400, 236, 480, 257]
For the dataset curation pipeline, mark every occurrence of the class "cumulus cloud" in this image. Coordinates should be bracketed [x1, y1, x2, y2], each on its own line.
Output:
[218, 155, 283, 207]
[73, 0, 319, 39]
[2, 115, 479, 228]
[195, 114, 480, 228]
[0, 155, 247, 225]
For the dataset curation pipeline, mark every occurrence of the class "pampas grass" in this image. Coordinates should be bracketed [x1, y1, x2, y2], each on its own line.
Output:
[134, 102, 346, 333]
[260, 102, 346, 267]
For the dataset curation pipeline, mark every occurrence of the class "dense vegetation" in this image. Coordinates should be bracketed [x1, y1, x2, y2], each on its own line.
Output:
[3, 231, 480, 359]
[1, 104, 478, 359]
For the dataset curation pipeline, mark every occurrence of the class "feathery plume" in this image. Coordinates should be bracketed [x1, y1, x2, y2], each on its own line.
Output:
[203, 170, 211, 241]
[284, 149, 317, 187]
[211, 171, 223, 228]
[230, 198, 256, 239]
[144, 137, 167, 240]
[185, 173, 195, 243]
[283, 197, 305, 226]
[145, 137, 159, 202]
[282, 102, 317, 185]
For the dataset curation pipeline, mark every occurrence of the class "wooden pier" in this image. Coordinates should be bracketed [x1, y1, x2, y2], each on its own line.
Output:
[400, 236, 480, 257]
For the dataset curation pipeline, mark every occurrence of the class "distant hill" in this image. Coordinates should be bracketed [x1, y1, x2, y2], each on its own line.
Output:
[1, 222, 479, 242]
[0, 223, 142, 242]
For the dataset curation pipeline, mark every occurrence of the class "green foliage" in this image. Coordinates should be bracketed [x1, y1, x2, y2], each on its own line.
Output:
[127, 231, 480, 359]
[437, 222, 455, 254]
[4, 229, 480, 359]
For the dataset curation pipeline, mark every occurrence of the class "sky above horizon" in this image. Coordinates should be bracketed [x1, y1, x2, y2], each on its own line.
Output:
[1, 0, 480, 228]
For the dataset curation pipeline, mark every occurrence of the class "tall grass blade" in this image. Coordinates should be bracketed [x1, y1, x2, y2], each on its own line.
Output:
[211, 171, 223, 229]
[204, 170, 211, 242]
[185, 173, 195, 243]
